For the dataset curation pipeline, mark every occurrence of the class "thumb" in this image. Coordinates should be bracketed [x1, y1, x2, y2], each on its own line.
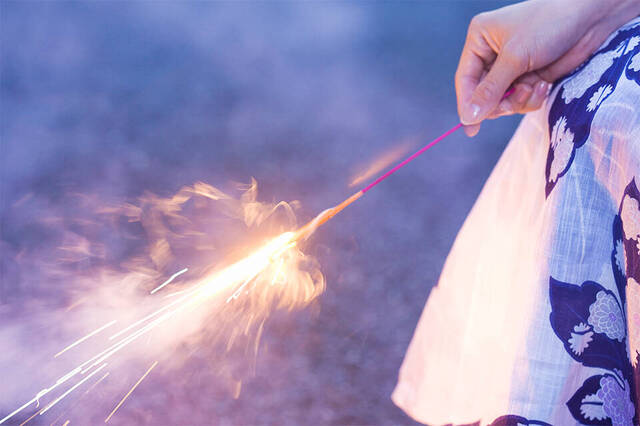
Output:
[462, 48, 526, 124]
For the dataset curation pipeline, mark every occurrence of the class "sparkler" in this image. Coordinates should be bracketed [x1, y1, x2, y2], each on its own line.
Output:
[293, 88, 514, 240]
[2, 90, 513, 424]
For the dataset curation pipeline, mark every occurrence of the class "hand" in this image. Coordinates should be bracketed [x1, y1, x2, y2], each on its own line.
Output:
[456, 0, 640, 136]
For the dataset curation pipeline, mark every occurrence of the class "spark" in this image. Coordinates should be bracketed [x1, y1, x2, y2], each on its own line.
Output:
[64, 298, 86, 313]
[104, 361, 158, 423]
[83, 308, 180, 373]
[55, 321, 117, 358]
[150, 268, 188, 294]
[109, 290, 196, 341]
[62, 421, 70, 426]
[19, 369, 108, 426]
[49, 372, 110, 426]
[1, 366, 83, 425]
[40, 364, 108, 415]
[19, 407, 44, 426]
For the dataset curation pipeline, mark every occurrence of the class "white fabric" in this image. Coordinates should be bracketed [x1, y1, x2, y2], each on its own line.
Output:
[394, 17, 640, 425]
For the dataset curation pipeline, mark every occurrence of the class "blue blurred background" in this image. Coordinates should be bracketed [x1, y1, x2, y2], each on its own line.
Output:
[1, 1, 520, 424]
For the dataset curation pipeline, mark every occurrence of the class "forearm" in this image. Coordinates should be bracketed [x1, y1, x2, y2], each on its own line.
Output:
[589, 0, 640, 44]
[534, 0, 640, 80]
[596, 0, 640, 27]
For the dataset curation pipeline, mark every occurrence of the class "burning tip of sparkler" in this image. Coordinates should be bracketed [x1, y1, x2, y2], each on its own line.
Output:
[292, 191, 363, 242]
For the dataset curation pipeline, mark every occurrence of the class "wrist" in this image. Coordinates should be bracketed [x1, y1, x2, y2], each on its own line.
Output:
[591, 0, 640, 31]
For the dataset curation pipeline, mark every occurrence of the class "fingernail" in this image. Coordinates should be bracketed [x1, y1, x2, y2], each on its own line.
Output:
[463, 123, 480, 137]
[464, 126, 474, 137]
[470, 103, 480, 120]
[497, 99, 512, 115]
[536, 81, 550, 96]
[462, 103, 481, 124]
[515, 85, 532, 103]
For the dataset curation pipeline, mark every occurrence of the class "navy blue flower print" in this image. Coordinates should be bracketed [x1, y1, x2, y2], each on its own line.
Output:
[565, 373, 635, 425]
[615, 180, 640, 409]
[550, 285, 635, 424]
[548, 180, 640, 425]
[487, 415, 551, 426]
[545, 23, 640, 196]
[627, 47, 640, 85]
[549, 279, 628, 372]
[598, 373, 636, 424]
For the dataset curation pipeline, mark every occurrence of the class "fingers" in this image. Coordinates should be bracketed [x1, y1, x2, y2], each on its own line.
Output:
[465, 76, 550, 136]
[462, 45, 527, 125]
[455, 17, 497, 129]
[455, 51, 485, 127]
[463, 123, 481, 137]
[485, 77, 550, 119]
[492, 83, 533, 118]
[524, 80, 551, 111]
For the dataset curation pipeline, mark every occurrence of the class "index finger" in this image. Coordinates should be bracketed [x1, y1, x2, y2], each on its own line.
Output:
[455, 31, 496, 124]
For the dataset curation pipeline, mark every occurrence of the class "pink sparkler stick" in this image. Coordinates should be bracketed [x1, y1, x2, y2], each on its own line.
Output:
[361, 122, 463, 193]
[293, 88, 515, 241]
[361, 88, 515, 194]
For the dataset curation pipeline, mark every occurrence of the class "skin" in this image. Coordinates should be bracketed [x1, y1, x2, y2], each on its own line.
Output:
[456, 0, 640, 136]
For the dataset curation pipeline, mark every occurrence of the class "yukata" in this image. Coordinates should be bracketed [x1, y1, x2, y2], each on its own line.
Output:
[393, 17, 640, 426]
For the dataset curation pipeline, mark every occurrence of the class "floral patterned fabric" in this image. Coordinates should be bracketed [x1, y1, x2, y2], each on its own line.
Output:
[393, 17, 640, 426]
